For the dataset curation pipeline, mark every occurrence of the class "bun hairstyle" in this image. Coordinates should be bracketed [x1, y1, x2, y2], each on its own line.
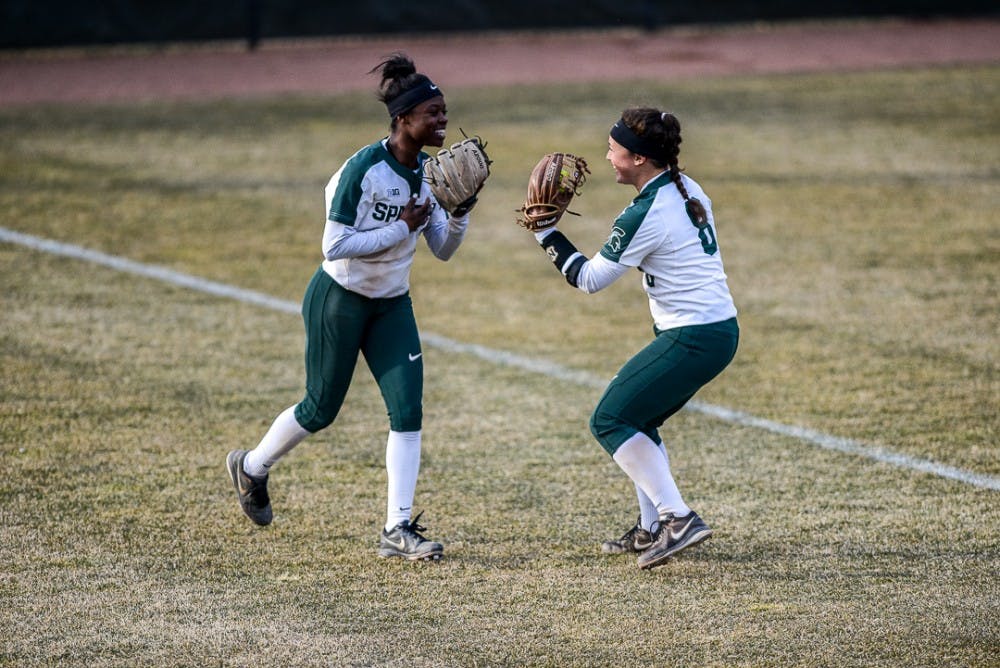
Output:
[620, 107, 708, 228]
[370, 52, 442, 124]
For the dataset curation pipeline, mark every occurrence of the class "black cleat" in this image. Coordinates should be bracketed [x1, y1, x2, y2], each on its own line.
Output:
[601, 516, 654, 554]
[637, 511, 712, 570]
[226, 449, 273, 526]
[378, 512, 443, 561]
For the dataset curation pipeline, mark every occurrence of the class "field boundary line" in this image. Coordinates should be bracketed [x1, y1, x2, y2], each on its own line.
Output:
[3, 226, 997, 492]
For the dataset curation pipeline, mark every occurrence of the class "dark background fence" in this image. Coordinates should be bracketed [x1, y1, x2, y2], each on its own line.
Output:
[1, 0, 996, 50]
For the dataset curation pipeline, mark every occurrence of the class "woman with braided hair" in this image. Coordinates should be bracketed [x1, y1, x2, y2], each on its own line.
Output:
[533, 107, 739, 570]
[226, 53, 474, 561]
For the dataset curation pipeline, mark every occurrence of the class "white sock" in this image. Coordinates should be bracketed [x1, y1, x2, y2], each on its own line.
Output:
[633, 442, 676, 529]
[385, 430, 421, 531]
[243, 406, 311, 478]
[612, 432, 691, 524]
[634, 482, 659, 532]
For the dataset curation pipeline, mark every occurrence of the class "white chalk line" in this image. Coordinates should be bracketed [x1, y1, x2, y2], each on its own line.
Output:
[3, 226, 997, 492]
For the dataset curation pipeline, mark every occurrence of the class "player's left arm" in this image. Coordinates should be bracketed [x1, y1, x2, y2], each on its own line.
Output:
[422, 191, 470, 261]
[535, 227, 627, 293]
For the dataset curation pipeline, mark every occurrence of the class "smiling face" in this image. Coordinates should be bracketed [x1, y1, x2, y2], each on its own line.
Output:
[606, 135, 666, 192]
[400, 95, 448, 148]
[606, 136, 643, 187]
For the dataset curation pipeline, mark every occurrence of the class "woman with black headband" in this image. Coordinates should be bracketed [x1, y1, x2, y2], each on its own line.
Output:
[534, 107, 739, 570]
[227, 53, 474, 562]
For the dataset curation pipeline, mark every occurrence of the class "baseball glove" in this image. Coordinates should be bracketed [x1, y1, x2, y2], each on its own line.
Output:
[516, 153, 590, 231]
[423, 135, 492, 216]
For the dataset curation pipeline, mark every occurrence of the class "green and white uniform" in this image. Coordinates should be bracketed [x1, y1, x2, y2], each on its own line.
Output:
[541, 170, 738, 455]
[321, 139, 465, 299]
[241, 137, 470, 534]
[293, 138, 469, 433]
[595, 171, 736, 331]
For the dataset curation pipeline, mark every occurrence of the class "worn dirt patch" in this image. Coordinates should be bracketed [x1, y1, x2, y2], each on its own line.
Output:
[0, 18, 997, 106]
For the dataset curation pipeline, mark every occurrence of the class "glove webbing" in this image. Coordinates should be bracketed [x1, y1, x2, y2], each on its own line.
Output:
[539, 230, 588, 287]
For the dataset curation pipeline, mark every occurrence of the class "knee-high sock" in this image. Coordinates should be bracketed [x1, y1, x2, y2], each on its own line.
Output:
[633, 443, 673, 530]
[633, 482, 659, 532]
[385, 430, 421, 531]
[243, 406, 311, 478]
[612, 432, 691, 524]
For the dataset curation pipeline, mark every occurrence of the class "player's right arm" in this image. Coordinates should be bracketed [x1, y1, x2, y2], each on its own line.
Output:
[322, 158, 411, 260]
[324, 220, 410, 260]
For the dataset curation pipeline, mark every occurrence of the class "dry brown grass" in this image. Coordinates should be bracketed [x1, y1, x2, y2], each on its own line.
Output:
[1, 65, 997, 666]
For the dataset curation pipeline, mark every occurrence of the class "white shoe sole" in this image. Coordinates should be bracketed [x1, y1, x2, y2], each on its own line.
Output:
[638, 529, 712, 570]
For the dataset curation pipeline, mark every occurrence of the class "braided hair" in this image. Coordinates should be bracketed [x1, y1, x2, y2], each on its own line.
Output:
[620, 107, 708, 228]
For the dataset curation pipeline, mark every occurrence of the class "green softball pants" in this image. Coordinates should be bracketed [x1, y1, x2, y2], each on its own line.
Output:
[293, 267, 423, 434]
[589, 317, 739, 455]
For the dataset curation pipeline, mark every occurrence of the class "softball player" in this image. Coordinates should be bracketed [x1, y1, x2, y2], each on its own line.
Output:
[227, 53, 474, 561]
[534, 107, 739, 570]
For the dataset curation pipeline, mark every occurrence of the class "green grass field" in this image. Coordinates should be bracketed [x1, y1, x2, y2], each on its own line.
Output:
[1, 64, 998, 666]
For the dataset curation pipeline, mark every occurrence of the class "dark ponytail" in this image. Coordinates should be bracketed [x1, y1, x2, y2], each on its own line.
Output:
[369, 52, 438, 126]
[620, 108, 708, 228]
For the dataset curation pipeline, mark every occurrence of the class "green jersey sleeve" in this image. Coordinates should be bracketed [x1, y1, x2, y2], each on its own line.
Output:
[600, 191, 655, 264]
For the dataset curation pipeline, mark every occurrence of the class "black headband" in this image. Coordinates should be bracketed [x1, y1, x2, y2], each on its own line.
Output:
[386, 79, 443, 118]
[610, 119, 669, 163]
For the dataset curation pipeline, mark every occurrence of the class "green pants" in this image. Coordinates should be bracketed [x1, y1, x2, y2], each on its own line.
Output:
[589, 318, 739, 455]
[294, 267, 423, 433]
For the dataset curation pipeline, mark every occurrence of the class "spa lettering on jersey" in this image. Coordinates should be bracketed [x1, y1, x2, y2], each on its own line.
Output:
[372, 201, 404, 221]
[372, 200, 437, 222]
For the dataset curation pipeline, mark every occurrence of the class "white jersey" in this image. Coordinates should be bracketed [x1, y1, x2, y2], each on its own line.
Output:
[597, 170, 737, 330]
[321, 139, 467, 299]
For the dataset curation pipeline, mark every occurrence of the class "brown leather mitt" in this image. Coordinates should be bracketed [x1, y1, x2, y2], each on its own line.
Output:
[516, 152, 590, 231]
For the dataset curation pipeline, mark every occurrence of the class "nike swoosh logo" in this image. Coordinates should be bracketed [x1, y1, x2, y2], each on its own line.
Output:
[669, 517, 696, 542]
[408, 353, 422, 361]
[234, 469, 252, 495]
[388, 535, 406, 550]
